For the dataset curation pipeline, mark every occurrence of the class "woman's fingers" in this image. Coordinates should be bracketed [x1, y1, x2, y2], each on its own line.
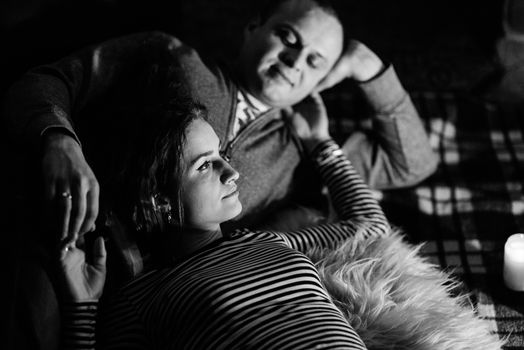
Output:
[92, 237, 107, 271]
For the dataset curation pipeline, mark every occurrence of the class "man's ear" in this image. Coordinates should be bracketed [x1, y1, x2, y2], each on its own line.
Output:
[244, 17, 261, 38]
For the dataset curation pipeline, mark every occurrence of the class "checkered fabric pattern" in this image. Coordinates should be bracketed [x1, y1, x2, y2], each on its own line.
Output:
[329, 91, 524, 349]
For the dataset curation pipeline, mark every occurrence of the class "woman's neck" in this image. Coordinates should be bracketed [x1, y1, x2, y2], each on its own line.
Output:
[171, 227, 223, 260]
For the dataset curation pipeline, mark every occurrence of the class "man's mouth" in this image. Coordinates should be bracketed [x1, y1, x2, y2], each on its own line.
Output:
[270, 66, 294, 87]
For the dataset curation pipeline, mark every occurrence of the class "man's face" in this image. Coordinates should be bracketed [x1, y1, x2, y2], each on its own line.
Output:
[239, 0, 344, 108]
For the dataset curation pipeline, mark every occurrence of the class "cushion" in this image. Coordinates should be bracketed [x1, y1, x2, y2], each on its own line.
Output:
[309, 229, 505, 350]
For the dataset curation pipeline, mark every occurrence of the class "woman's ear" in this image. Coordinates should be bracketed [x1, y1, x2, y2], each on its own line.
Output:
[152, 193, 172, 211]
[133, 193, 174, 232]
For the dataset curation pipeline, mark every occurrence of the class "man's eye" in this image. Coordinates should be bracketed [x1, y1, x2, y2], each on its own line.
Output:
[307, 56, 318, 68]
[307, 55, 321, 69]
[197, 161, 211, 172]
[277, 29, 297, 46]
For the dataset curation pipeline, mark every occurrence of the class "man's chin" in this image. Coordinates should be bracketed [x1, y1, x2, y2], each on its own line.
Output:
[257, 90, 300, 108]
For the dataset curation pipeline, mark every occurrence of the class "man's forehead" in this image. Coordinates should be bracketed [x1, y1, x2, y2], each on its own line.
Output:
[267, 0, 337, 25]
[267, 0, 343, 59]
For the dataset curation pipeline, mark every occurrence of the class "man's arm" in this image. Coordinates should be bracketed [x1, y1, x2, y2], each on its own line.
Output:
[4, 31, 184, 149]
[316, 40, 438, 190]
[3, 31, 185, 242]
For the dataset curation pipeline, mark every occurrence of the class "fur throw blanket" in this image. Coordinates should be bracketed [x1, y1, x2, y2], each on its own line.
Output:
[307, 229, 505, 350]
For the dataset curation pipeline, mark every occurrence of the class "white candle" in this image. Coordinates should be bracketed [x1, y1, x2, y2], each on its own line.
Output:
[503, 233, 524, 291]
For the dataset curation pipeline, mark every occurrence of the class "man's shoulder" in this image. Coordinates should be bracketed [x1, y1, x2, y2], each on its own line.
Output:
[116, 31, 221, 73]
[123, 32, 237, 123]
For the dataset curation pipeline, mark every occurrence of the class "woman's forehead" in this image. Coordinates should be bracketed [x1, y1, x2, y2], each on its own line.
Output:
[184, 119, 220, 161]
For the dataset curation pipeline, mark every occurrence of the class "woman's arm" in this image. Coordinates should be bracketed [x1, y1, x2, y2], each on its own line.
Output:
[277, 139, 389, 252]
[60, 301, 98, 350]
[277, 94, 389, 252]
[58, 236, 151, 349]
[59, 236, 106, 350]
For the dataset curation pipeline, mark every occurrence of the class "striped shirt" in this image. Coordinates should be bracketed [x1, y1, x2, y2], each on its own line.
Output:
[64, 140, 389, 349]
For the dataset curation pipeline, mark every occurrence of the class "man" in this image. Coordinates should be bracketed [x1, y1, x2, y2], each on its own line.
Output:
[4, 2, 437, 348]
[5, 0, 437, 245]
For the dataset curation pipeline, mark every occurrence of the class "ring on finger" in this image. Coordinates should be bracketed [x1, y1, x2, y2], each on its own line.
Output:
[60, 191, 72, 200]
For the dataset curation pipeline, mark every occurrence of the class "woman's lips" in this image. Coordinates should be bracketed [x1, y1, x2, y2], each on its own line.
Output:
[223, 186, 239, 199]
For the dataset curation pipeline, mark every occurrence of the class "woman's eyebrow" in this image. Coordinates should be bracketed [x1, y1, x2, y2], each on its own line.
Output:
[190, 150, 213, 166]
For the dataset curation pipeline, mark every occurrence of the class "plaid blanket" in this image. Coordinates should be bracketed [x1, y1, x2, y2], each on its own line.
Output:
[373, 92, 524, 349]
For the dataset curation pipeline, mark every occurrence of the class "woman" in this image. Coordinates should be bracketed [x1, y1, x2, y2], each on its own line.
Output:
[58, 88, 389, 349]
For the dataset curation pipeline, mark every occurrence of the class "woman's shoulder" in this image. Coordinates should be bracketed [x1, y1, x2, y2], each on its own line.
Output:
[121, 266, 170, 291]
[226, 228, 285, 244]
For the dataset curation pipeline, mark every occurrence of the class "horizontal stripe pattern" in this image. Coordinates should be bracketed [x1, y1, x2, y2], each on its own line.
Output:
[61, 302, 98, 350]
[72, 140, 388, 349]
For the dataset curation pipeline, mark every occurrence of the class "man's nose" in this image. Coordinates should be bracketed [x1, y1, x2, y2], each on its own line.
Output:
[279, 48, 305, 70]
[220, 160, 240, 184]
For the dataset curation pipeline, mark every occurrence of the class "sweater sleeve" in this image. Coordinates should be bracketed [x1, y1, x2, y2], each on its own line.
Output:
[60, 294, 151, 350]
[96, 291, 151, 350]
[60, 301, 98, 350]
[343, 65, 438, 189]
[3, 31, 185, 151]
[275, 139, 390, 253]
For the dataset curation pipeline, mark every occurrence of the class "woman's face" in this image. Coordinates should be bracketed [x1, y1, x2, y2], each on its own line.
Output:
[180, 118, 242, 231]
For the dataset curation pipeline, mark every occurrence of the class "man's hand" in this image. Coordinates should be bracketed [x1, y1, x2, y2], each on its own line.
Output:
[290, 92, 331, 152]
[59, 236, 106, 301]
[315, 40, 385, 92]
[42, 132, 99, 245]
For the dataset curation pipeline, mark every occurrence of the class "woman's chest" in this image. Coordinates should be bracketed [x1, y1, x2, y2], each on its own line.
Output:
[142, 240, 329, 327]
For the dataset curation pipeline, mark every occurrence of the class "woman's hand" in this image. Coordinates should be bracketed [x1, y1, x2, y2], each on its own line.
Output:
[290, 92, 331, 152]
[59, 236, 107, 302]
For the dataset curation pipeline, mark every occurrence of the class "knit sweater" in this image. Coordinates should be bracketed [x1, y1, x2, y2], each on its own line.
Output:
[4, 31, 436, 231]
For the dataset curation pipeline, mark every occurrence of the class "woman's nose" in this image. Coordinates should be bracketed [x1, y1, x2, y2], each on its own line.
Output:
[221, 160, 239, 184]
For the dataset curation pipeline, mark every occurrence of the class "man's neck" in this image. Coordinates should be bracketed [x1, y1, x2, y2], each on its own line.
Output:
[230, 62, 271, 112]
[238, 87, 271, 113]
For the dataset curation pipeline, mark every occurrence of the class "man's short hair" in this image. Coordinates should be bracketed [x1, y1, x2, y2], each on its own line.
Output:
[256, 0, 350, 48]
[258, 0, 341, 25]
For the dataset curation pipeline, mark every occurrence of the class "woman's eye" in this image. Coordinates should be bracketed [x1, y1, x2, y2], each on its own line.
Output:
[197, 161, 211, 172]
